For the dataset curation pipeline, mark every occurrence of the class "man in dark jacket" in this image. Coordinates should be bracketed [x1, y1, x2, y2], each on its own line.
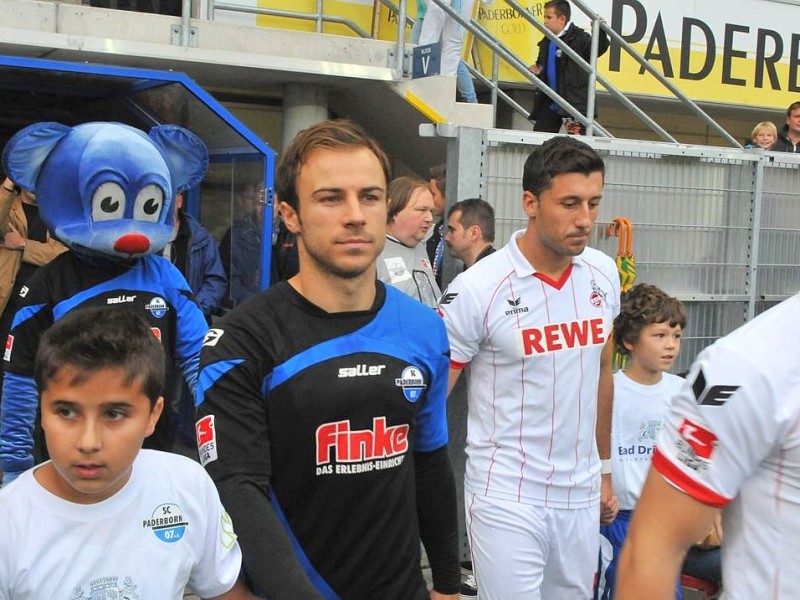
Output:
[527, 0, 609, 135]
[165, 193, 228, 320]
[772, 101, 800, 153]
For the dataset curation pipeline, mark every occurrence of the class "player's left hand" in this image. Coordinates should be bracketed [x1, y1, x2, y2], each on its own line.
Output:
[430, 592, 458, 600]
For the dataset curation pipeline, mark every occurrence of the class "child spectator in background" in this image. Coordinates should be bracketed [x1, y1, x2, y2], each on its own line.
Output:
[596, 283, 687, 600]
[0, 307, 255, 600]
[747, 121, 777, 149]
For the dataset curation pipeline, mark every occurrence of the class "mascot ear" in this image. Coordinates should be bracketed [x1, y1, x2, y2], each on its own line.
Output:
[2, 122, 72, 192]
[149, 125, 209, 193]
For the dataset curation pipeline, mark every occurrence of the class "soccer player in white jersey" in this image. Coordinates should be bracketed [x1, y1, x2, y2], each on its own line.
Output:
[617, 292, 800, 599]
[439, 136, 621, 600]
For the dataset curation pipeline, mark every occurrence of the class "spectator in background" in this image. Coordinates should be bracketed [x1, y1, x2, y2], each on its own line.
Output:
[163, 192, 227, 321]
[269, 193, 298, 285]
[443, 197, 495, 270]
[413, 0, 478, 103]
[162, 192, 227, 447]
[745, 121, 777, 149]
[0, 177, 66, 403]
[527, 0, 609, 135]
[220, 182, 265, 306]
[377, 176, 441, 308]
[427, 163, 447, 287]
[772, 100, 800, 152]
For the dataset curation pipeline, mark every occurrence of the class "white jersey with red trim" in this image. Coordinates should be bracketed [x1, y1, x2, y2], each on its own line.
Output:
[653, 292, 800, 599]
[440, 230, 619, 508]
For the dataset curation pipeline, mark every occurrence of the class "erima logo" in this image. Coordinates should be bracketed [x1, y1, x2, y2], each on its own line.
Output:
[338, 364, 386, 378]
[19, 286, 29, 299]
[107, 294, 136, 305]
[505, 297, 529, 316]
[439, 292, 458, 305]
[691, 369, 740, 406]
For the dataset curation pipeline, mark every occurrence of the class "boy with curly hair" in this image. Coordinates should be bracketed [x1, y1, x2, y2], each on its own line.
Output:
[596, 283, 686, 599]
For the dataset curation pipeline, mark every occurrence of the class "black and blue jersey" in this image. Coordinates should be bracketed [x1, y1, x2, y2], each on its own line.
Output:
[196, 281, 456, 599]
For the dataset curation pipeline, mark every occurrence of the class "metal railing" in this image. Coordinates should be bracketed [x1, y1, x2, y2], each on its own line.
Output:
[196, 0, 741, 145]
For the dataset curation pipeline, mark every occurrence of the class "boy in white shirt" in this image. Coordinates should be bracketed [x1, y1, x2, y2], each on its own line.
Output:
[597, 283, 686, 599]
[0, 307, 256, 600]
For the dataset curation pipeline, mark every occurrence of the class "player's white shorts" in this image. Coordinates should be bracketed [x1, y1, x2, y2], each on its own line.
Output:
[465, 491, 600, 600]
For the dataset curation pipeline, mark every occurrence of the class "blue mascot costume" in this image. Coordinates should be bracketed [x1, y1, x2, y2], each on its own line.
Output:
[0, 122, 210, 484]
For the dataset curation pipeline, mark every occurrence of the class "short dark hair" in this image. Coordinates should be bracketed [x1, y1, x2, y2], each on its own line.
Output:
[35, 308, 166, 406]
[448, 198, 495, 242]
[522, 136, 605, 197]
[787, 101, 800, 117]
[613, 283, 687, 357]
[275, 119, 391, 212]
[387, 176, 429, 223]
[544, 0, 571, 20]
[429, 163, 446, 196]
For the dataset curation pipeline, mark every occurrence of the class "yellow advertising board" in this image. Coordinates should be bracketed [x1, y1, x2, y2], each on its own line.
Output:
[254, 0, 376, 37]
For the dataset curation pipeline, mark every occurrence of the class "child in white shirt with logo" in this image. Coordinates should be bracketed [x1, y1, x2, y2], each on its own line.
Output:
[596, 283, 686, 599]
[0, 307, 256, 600]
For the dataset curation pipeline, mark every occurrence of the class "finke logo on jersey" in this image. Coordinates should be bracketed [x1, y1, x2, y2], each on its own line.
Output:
[145, 296, 169, 319]
[515, 317, 605, 357]
[196, 415, 218, 466]
[338, 364, 386, 378]
[143, 503, 189, 543]
[203, 328, 224, 347]
[675, 418, 717, 472]
[589, 280, 608, 308]
[3, 334, 12, 362]
[691, 369, 740, 406]
[315, 417, 409, 476]
[394, 365, 427, 402]
[505, 296, 529, 316]
[107, 294, 137, 305]
[18, 285, 29, 299]
[74, 575, 139, 599]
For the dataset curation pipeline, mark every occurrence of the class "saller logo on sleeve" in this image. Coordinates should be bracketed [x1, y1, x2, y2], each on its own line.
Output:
[515, 317, 606, 357]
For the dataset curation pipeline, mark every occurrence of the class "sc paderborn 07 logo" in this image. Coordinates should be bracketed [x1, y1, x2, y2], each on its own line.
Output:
[394, 365, 427, 402]
[143, 503, 188, 543]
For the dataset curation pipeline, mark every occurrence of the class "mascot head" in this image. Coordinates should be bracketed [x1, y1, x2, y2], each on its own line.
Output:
[2, 121, 208, 260]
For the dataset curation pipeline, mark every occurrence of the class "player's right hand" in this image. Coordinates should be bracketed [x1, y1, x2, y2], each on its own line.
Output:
[528, 64, 541, 75]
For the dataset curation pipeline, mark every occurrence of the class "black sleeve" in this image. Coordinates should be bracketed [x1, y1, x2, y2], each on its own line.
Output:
[217, 473, 324, 599]
[414, 446, 460, 595]
[596, 27, 610, 57]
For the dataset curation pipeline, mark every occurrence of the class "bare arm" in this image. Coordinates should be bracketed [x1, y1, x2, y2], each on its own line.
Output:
[597, 335, 617, 524]
[616, 469, 719, 600]
[446, 366, 463, 397]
